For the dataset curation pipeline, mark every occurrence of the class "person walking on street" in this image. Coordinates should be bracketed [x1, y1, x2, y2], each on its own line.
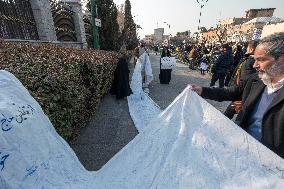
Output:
[136, 42, 147, 87]
[159, 47, 172, 84]
[190, 32, 284, 158]
[210, 44, 234, 88]
[135, 42, 153, 93]
[188, 46, 197, 69]
[110, 44, 132, 99]
[200, 55, 208, 75]
[224, 44, 244, 86]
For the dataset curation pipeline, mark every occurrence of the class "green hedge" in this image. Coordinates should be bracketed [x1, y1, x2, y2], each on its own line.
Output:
[0, 40, 117, 141]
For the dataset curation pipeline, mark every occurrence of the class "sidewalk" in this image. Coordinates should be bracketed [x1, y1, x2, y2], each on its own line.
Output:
[71, 54, 229, 170]
[70, 94, 137, 171]
[148, 53, 229, 112]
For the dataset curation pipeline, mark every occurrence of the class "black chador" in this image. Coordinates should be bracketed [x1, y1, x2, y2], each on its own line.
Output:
[159, 48, 172, 84]
[110, 58, 133, 99]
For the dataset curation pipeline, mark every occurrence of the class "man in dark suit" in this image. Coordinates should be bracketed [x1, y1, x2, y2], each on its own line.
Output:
[209, 44, 234, 88]
[191, 32, 284, 158]
[224, 40, 259, 119]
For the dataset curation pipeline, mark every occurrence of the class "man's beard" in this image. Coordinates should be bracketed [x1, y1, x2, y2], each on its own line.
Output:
[257, 59, 284, 86]
[258, 71, 272, 87]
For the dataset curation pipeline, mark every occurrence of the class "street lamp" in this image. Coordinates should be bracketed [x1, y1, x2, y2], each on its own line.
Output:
[90, 0, 100, 49]
[163, 22, 171, 46]
[163, 22, 171, 29]
[196, 0, 209, 30]
[196, 0, 209, 43]
[133, 14, 142, 42]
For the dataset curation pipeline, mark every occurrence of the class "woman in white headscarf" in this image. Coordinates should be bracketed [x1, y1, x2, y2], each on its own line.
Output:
[137, 43, 153, 90]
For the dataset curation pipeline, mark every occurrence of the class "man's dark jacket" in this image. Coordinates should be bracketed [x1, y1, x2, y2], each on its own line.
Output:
[228, 55, 256, 87]
[201, 74, 284, 158]
[212, 51, 234, 74]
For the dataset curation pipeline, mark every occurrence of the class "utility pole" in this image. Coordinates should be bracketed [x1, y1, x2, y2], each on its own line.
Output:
[90, 0, 100, 49]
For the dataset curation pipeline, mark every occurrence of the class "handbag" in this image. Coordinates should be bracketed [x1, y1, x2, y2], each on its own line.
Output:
[161, 57, 176, 69]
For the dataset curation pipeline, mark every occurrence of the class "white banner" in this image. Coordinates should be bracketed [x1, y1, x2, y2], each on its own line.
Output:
[1, 70, 284, 188]
[252, 28, 262, 40]
[161, 57, 176, 69]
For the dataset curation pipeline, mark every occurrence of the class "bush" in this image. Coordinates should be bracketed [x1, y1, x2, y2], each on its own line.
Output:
[0, 41, 117, 141]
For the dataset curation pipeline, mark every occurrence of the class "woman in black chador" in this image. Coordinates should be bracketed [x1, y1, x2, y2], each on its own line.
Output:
[110, 47, 132, 99]
[159, 47, 172, 84]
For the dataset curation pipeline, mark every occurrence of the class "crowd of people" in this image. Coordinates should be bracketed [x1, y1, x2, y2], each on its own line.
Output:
[191, 32, 284, 158]
[110, 32, 284, 159]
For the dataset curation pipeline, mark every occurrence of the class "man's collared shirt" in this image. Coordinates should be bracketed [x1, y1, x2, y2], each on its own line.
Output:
[267, 77, 284, 94]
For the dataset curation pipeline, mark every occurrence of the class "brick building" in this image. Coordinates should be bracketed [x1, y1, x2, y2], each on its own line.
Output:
[201, 8, 283, 44]
[261, 22, 284, 38]
[245, 8, 275, 19]
[144, 34, 154, 45]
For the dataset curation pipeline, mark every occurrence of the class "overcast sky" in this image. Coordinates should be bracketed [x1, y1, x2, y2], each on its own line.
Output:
[112, 0, 284, 38]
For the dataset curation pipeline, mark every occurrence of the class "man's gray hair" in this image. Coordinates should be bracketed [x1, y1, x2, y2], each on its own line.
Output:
[260, 32, 284, 59]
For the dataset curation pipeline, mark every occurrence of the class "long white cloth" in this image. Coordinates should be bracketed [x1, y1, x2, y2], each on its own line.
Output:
[127, 59, 161, 132]
[100, 86, 284, 188]
[139, 52, 153, 85]
[0, 71, 92, 189]
[0, 69, 284, 189]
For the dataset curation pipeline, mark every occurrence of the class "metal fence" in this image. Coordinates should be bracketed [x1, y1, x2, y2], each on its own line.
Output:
[50, 0, 77, 42]
[0, 0, 39, 40]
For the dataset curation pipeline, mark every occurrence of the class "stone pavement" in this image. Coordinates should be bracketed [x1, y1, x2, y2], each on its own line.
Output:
[70, 95, 137, 171]
[70, 53, 230, 171]
[148, 53, 229, 111]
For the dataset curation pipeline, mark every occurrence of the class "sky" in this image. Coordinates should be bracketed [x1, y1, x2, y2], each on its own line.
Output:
[112, 0, 284, 38]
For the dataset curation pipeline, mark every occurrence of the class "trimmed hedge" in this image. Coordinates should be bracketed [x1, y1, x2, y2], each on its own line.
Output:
[0, 40, 117, 141]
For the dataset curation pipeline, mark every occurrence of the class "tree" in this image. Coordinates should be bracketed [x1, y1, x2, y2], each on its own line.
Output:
[199, 27, 207, 32]
[215, 26, 227, 43]
[110, 4, 121, 51]
[89, 0, 121, 51]
[121, 0, 138, 50]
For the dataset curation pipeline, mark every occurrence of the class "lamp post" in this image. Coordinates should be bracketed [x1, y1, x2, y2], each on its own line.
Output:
[90, 0, 100, 49]
[196, 0, 208, 30]
[163, 22, 171, 46]
[196, 0, 209, 43]
[133, 14, 141, 40]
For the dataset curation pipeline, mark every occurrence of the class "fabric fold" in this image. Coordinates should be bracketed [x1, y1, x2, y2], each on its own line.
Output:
[0, 69, 283, 189]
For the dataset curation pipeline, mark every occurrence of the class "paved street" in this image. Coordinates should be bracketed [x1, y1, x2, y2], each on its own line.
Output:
[71, 53, 230, 171]
[148, 53, 230, 111]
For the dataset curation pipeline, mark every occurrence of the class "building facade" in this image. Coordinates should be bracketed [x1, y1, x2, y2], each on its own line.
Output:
[144, 34, 154, 45]
[1, 0, 88, 48]
[201, 8, 283, 44]
[261, 22, 284, 38]
[153, 28, 164, 45]
[245, 8, 275, 19]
